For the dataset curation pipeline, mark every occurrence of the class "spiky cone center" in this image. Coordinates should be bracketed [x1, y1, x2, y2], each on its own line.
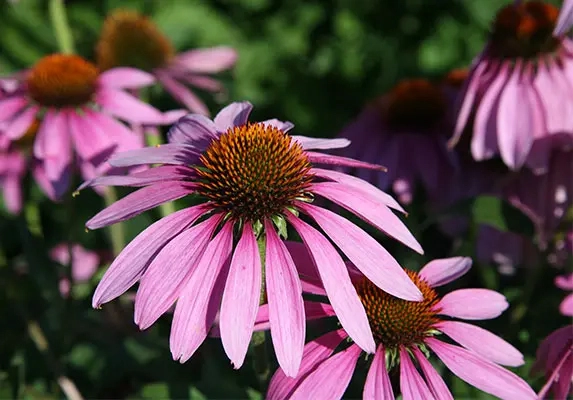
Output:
[490, 1, 560, 60]
[195, 123, 313, 222]
[26, 54, 99, 108]
[379, 79, 447, 132]
[96, 9, 175, 71]
[354, 270, 441, 349]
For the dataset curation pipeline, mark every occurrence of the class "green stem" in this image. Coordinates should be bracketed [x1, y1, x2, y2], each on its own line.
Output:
[252, 233, 269, 385]
[146, 132, 177, 217]
[49, 0, 75, 54]
[103, 188, 126, 256]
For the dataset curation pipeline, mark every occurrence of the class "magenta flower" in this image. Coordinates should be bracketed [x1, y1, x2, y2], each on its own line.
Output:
[533, 326, 573, 399]
[556, 273, 573, 316]
[0, 54, 169, 200]
[264, 247, 535, 399]
[450, 1, 573, 172]
[555, 0, 573, 36]
[81, 101, 424, 377]
[50, 243, 100, 297]
[336, 78, 456, 205]
[96, 9, 237, 116]
[0, 137, 26, 213]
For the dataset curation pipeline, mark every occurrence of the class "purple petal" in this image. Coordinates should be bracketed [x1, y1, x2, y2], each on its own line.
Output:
[418, 257, 472, 288]
[0, 95, 28, 122]
[213, 101, 253, 132]
[108, 143, 199, 167]
[78, 165, 190, 191]
[2, 175, 23, 214]
[363, 346, 395, 400]
[412, 346, 453, 400]
[96, 88, 165, 124]
[219, 223, 261, 369]
[98, 68, 155, 89]
[86, 181, 193, 229]
[556, 273, 573, 290]
[427, 338, 537, 400]
[436, 288, 508, 320]
[560, 294, 573, 317]
[174, 47, 237, 73]
[284, 241, 320, 281]
[291, 136, 349, 150]
[262, 118, 294, 132]
[311, 182, 423, 254]
[290, 344, 361, 400]
[41, 110, 72, 181]
[167, 113, 217, 148]
[156, 72, 209, 115]
[267, 329, 347, 400]
[169, 222, 233, 362]
[68, 110, 115, 161]
[306, 151, 386, 170]
[5, 105, 38, 140]
[298, 202, 422, 301]
[135, 216, 222, 329]
[437, 320, 524, 367]
[554, 0, 573, 36]
[184, 75, 223, 92]
[399, 347, 434, 400]
[287, 214, 375, 353]
[265, 220, 306, 377]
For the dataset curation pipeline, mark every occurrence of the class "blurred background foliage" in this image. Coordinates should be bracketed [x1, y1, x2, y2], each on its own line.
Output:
[0, 0, 568, 399]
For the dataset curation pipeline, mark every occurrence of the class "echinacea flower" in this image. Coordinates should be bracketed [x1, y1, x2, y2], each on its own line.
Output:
[81, 101, 424, 377]
[450, 0, 573, 172]
[556, 273, 573, 316]
[0, 54, 169, 199]
[336, 78, 457, 205]
[265, 246, 536, 400]
[96, 9, 237, 115]
[50, 243, 100, 297]
[533, 326, 572, 399]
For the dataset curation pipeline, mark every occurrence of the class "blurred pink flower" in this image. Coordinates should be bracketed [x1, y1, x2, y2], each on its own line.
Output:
[533, 326, 573, 399]
[0, 138, 26, 213]
[336, 78, 457, 205]
[556, 273, 573, 316]
[50, 243, 100, 297]
[96, 10, 237, 116]
[264, 247, 535, 400]
[0, 54, 169, 200]
[451, 1, 573, 172]
[81, 101, 424, 377]
[555, 0, 573, 35]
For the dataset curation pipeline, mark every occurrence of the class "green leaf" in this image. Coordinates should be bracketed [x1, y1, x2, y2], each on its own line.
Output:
[471, 195, 535, 236]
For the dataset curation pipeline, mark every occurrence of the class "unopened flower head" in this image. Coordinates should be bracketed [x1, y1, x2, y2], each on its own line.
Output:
[96, 9, 237, 115]
[82, 101, 425, 377]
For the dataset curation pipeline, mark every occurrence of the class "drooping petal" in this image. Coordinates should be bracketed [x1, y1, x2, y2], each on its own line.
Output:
[297, 202, 422, 301]
[559, 294, 573, 317]
[265, 221, 305, 377]
[134, 216, 222, 329]
[170, 222, 233, 362]
[68, 110, 116, 161]
[167, 113, 218, 148]
[412, 347, 453, 400]
[262, 118, 294, 132]
[311, 182, 423, 254]
[437, 321, 524, 367]
[92, 205, 207, 307]
[213, 101, 253, 132]
[107, 143, 199, 167]
[219, 223, 261, 369]
[436, 288, 508, 320]
[418, 257, 472, 288]
[427, 338, 537, 400]
[291, 136, 350, 150]
[267, 329, 347, 400]
[2, 175, 23, 214]
[42, 110, 72, 181]
[0, 95, 28, 122]
[98, 68, 155, 89]
[290, 344, 362, 400]
[399, 347, 434, 400]
[287, 214, 375, 353]
[96, 88, 165, 124]
[306, 151, 386, 170]
[363, 346, 395, 400]
[86, 181, 193, 229]
[156, 72, 209, 115]
[174, 47, 237, 74]
[78, 165, 190, 191]
[554, 0, 573, 36]
[5, 105, 38, 140]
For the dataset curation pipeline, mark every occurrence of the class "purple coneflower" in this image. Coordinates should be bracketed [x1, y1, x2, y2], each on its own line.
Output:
[264, 246, 536, 399]
[96, 9, 237, 115]
[50, 243, 100, 297]
[337, 78, 456, 205]
[450, 0, 573, 172]
[0, 54, 168, 199]
[81, 101, 424, 377]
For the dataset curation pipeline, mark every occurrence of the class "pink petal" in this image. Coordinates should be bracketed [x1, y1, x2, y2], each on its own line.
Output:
[135, 216, 222, 329]
[96, 88, 165, 124]
[108, 143, 199, 167]
[306, 151, 386, 170]
[41, 110, 72, 181]
[427, 338, 537, 400]
[2, 175, 23, 214]
[436, 288, 508, 320]
[0, 95, 28, 122]
[290, 344, 361, 400]
[5, 105, 38, 140]
[555, 0, 573, 35]
[167, 113, 217, 146]
[174, 47, 237, 73]
[265, 220, 306, 377]
[560, 294, 573, 317]
[291, 136, 350, 150]
[184, 75, 223, 92]
[287, 214, 375, 353]
[213, 101, 253, 132]
[399, 347, 434, 400]
[298, 202, 422, 301]
[267, 329, 347, 400]
[68, 110, 115, 161]
[363, 346, 395, 400]
[156, 72, 209, 115]
[219, 223, 261, 369]
[412, 347, 453, 400]
[418, 257, 472, 288]
[169, 222, 233, 362]
[78, 165, 189, 191]
[86, 181, 193, 229]
[92, 205, 207, 307]
[261, 118, 294, 132]
[311, 182, 423, 254]
[556, 273, 573, 290]
[437, 320, 524, 367]
[83, 109, 143, 154]
[98, 68, 155, 89]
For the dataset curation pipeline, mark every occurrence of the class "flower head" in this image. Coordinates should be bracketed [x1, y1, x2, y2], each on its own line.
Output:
[336, 78, 457, 205]
[96, 9, 237, 115]
[0, 54, 170, 200]
[265, 250, 536, 400]
[451, 0, 573, 172]
[82, 101, 424, 377]
[533, 326, 573, 399]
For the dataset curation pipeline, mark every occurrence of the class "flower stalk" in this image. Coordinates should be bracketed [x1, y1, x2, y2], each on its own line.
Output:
[49, 0, 76, 55]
